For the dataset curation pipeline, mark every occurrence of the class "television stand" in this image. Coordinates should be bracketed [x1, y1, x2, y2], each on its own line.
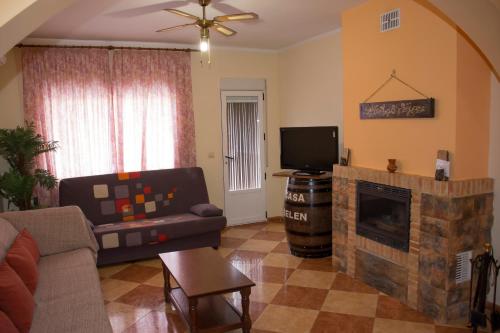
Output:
[271, 170, 332, 258]
[293, 170, 325, 176]
[272, 170, 332, 180]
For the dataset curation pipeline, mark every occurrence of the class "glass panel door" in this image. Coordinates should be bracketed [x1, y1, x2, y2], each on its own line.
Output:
[221, 91, 266, 226]
[226, 96, 261, 191]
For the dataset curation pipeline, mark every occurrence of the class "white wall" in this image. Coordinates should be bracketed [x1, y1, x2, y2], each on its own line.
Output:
[0, 48, 24, 128]
[274, 31, 344, 211]
[192, 29, 345, 216]
[0, 1, 37, 27]
[191, 49, 283, 217]
[0, 0, 79, 57]
[0, 48, 24, 212]
[278, 31, 343, 148]
[489, 73, 500, 301]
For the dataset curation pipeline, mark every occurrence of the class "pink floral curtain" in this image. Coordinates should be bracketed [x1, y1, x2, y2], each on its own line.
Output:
[112, 49, 196, 170]
[22, 47, 196, 206]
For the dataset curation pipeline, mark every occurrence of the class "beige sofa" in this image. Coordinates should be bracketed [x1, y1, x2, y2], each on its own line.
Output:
[0, 206, 112, 333]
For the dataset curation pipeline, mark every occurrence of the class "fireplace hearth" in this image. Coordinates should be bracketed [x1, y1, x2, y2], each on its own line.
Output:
[356, 181, 411, 252]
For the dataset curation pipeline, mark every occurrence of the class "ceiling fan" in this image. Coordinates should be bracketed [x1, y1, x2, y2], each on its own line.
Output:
[156, 0, 258, 56]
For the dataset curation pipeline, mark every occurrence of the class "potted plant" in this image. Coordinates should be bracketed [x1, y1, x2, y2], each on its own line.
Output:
[0, 122, 58, 210]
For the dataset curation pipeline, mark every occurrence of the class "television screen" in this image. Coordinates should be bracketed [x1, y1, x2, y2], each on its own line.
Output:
[280, 126, 339, 172]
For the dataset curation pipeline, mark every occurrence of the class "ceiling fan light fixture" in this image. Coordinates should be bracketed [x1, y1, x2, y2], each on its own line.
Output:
[200, 37, 210, 52]
[157, 0, 259, 66]
[200, 28, 210, 53]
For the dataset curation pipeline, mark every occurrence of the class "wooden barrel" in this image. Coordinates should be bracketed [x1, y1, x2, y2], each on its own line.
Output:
[284, 176, 332, 258]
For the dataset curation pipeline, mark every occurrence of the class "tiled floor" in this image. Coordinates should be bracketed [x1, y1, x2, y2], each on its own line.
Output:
[99, 221, 473, 333]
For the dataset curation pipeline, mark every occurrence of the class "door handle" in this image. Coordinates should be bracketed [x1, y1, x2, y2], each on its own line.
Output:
[225, 155, 234, 160]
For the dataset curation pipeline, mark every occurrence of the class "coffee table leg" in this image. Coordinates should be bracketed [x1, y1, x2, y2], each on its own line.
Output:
[189, 298, 198, 333]
[161, 260, 171, 303]
[240, 287, 251, 333]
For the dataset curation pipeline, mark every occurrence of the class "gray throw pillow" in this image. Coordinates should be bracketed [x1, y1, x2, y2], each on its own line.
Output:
[190, 204, 223, 217]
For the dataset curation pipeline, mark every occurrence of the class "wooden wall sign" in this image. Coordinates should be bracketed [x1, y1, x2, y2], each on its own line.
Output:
[359, 98, 434, 119]
[360, 98, 435, 119]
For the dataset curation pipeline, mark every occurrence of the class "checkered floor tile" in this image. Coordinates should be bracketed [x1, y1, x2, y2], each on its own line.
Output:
[99, 221, 473, 333]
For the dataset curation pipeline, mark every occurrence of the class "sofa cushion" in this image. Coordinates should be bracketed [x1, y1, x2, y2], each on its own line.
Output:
[0, 218, 19, 262]
[6, 234, 38, 294]
[0, 207, 98, 258]
[0, 261, 34, 333]
[34, 248, 100, 302]
[93, 213, 226, 250]
[31, 248, 112, 333]
[0, 310, 19, 333]
[190, 203, 223, 217]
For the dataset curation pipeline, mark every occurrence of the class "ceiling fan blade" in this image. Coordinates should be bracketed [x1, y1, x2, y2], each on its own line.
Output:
[214, 12, 258, 22]
[213, 23, 237, 36]
[156, 23, 197, 33]
[164, 9, 200, 20]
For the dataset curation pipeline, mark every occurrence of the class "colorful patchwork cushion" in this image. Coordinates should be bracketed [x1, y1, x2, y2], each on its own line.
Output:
[59, 168, 211, 226]
[93, 213, 226, 250]
[97, 180, 174, 222]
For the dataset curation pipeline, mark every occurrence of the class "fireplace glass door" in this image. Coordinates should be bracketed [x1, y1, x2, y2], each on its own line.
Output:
[356, 181, 411, 251]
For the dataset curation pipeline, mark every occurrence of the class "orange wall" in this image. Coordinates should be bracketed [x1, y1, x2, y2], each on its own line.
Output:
[454, 33, 491, 179]
[343, 0, 491, 179]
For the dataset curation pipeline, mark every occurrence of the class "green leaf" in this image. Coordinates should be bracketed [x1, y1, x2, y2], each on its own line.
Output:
[0, 170, 36, 210]
[0, 122, 58, 210]
[34, 169, 58, 190]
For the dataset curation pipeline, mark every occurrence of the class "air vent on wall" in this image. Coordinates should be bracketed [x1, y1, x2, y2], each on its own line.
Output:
[456, 250, 472, 284]
[380, 8, 400, 32]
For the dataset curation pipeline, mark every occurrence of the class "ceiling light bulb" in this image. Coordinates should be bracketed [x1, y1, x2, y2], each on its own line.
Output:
[200, 38, 209, 52]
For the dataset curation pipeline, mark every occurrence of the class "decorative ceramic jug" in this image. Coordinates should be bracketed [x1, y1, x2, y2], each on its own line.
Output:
[387, 159, 397, 173]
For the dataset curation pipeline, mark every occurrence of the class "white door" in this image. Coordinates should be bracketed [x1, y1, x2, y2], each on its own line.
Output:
[221, 91, 266, 226]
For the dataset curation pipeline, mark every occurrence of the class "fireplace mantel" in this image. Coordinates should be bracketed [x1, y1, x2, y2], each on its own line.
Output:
[332, 165, 494, 323]
[333, 165, 493, 197]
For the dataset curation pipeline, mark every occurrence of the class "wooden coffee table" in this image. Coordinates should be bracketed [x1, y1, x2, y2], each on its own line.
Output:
[159, 247, 255, 333]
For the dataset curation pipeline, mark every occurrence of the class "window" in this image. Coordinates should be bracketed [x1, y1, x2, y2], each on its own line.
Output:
[22, 47, 195, 186]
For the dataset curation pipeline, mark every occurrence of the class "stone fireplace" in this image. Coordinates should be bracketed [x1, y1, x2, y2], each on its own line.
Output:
[332, 165, 494, 323]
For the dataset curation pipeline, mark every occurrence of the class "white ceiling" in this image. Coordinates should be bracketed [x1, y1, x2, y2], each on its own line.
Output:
[28, 0, 364, 50]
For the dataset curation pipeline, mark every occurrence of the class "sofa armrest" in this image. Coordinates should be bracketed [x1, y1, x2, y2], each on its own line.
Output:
[0, 206, 98, 258]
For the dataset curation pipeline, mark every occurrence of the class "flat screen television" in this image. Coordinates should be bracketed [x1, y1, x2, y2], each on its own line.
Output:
[280, 126, 339, 174]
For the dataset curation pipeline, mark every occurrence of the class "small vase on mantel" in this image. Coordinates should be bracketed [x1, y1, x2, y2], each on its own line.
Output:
[387, 159, 398, 173]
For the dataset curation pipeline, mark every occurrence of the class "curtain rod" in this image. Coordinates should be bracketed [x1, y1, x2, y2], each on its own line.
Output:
[16, 44, 199, 52]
